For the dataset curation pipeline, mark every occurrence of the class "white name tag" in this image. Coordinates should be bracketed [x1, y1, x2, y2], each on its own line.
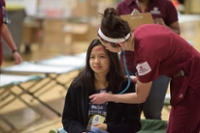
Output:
[136, 61, 151, 76]
[87, 114, 105, 130]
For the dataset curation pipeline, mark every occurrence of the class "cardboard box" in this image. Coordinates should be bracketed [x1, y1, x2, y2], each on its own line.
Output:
[120, 13, 154, 31]
[43, 19, 65, 32]
[42, 19, 65, 45]
[22, 20, 42, 44]
[185, 0, 200, 14]
[63, 22, 92, 43]
[43, 31, 65, 45]
[72, 0, 98, 17]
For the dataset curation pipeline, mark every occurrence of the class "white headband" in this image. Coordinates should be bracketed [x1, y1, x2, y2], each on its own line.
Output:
[98, 28, 130, 43]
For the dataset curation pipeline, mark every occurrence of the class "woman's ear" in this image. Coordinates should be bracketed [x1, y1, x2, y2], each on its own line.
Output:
[118, 42, 123, 47]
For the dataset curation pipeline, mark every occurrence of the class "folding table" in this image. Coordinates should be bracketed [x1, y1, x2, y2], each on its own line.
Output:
[36, 55, 85, 69]
[1, 62, 78, 116]
[0, 74, 44, 132]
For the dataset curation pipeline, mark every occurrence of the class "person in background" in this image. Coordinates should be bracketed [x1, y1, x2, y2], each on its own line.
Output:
[171, 0, 185, 12]
[89, 7, 200, 132]
[0, 0, 22, 66]
[116, 0, 180, 120]
[50, 39, 141, 133]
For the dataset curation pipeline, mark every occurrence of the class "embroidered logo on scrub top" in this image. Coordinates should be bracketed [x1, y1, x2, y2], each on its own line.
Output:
[150, 7, 161, 15]
[131, 8, 140, 15]
[136, 61, 152, 76]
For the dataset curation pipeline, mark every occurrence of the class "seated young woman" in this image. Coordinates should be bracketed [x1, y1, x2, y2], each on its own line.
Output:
[58, 38, 141, 133]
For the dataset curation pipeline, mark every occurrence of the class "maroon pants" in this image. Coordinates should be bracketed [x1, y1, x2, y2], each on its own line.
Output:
[167, 88, 200, 133]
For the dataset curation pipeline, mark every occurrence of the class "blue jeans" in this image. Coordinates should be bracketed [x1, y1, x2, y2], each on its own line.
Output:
[128, 72, 170, 120]
[90, 127, 109, 133]
[58, 127, 109, 133]
[142, 75, 170, 119]
[58, 128, 67, 133]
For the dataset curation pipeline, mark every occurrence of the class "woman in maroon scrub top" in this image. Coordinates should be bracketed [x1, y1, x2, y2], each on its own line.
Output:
[116, 0, 180, 120]
[0, 0, 22, 66]
[89, 7, 200, 133]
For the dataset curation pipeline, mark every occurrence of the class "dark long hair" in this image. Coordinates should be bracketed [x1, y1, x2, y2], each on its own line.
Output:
[100, 7, 131, 40]
[71, 38, 126, 94]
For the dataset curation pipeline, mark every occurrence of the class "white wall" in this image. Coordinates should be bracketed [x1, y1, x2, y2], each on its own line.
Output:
[6, 0, 37, 16]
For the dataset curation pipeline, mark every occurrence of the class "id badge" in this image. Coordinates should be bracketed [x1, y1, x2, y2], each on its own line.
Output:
[86, 114, 105, 130]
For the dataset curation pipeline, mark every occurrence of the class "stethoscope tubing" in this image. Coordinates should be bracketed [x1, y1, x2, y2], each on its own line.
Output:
[118, 50, 131, 94]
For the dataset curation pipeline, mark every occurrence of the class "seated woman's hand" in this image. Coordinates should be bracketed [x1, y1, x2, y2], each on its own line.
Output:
[93, 123, 107, 131]
[89, 92, 110, 104]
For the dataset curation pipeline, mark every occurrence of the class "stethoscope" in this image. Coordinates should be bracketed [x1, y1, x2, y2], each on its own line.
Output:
[0, 1, 11, 24]
[118, 49, 131, 94]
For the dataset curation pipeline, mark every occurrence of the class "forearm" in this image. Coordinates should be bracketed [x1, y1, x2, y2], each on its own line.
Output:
[108, 81, 151, 104]
[167, 26, 180, 35]
[1, 24, 17, 50]
[154, 18, 180, 35]
[90, 81, 152, 104]
[107, 92, 144, 104]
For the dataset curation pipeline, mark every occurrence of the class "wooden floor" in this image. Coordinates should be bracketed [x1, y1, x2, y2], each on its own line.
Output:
[2, 37, 199, 133]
